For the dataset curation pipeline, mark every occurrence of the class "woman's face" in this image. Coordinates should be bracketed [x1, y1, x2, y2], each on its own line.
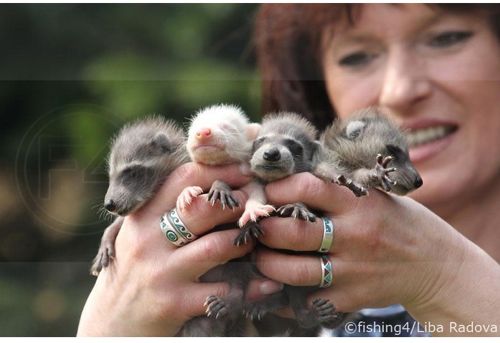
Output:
[322, 4, 500, 214]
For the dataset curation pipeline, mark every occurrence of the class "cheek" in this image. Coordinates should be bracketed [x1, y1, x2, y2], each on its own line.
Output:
[324, 66, 383, 118]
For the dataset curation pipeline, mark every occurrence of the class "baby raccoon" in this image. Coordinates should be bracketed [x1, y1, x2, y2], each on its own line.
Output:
[177, 104, 261, 337]
[90, 116, 188, 276]
[236, 112, 342, 335]
[177, 104, 260, 211]
[235, 112, 320, 246]
[314, 107, 422, 196]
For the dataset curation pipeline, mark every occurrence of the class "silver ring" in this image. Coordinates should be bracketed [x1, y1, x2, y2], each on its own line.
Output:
[319, 255, 333, 288]
[318, 216, 334, 253]
[160, 208, 197, 247]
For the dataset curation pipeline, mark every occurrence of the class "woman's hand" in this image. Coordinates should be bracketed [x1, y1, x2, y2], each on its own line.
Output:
[77, 162, 282, 336]
[254, 172, 500, 335]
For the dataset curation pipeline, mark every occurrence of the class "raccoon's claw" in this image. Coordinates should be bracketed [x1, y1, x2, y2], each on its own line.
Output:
[374, 154, 397, 192]
[177, 186, 204, 210]
[312, 298, 347, 329]
[207, 181, 239, 210]
[234, 221, 263, 246]
[204, 295, 228, 319]
[90, 241, 115, 276]
[277, 203, 316, 222]
[208, 188, 239, 210]
[336, 175, 368, 197]
[244, 302, 270, 321]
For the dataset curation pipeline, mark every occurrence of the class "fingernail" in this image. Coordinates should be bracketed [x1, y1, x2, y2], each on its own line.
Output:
[259, 280, 284, 295]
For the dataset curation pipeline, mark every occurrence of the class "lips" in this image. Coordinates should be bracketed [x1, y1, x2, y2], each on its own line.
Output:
[405, 125, 457, 148]
[403, 121, 458, 163]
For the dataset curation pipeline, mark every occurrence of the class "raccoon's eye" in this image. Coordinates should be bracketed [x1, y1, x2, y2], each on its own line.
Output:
[122, 168, 136, 178]
[386, 144, 404, 158]
[252, 137, 266, 151]
[284, 139, 303, 156]
[121, 166, 143, 181]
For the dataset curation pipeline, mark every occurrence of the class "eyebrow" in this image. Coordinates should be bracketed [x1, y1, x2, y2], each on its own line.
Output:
[328, 7, 446, 49]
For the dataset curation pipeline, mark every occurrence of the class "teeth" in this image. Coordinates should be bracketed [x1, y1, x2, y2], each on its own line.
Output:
[406, 125, 454, 147]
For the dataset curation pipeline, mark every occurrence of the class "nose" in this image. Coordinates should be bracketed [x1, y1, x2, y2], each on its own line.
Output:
[104, 199, 116, 213]
[263, 148, 280, 162]
[414, 176, 423, 189]
[379, 50, 431, 113]
[196, 128, 212, 140]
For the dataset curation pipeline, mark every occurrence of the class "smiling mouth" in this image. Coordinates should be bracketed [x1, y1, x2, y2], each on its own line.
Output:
[406, 125, 457, 148]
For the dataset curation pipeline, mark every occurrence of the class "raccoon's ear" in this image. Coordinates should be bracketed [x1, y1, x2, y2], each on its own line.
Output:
[310, 140, 323, 162]
[346, 120, 366, 139]
[245, 123, 261, 141]
[150, 133, 172, 154]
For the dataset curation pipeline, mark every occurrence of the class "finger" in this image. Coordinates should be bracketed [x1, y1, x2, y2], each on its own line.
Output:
[245, 278, 284, 302]
[259, 216, 325, 252]
[264, 172, 360, 213]
[172, 190, 247, 237]
[255, 247, 323, 287]
[170, 228, 255, 280]
[145, 162, 252, 218]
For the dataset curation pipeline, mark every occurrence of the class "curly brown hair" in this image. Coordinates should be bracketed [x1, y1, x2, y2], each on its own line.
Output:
[254, 4, 500, 129]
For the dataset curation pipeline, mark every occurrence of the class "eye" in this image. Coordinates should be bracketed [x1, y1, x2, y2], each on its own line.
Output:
[386, 144, 404, 158]
[338, 51, 376, 67]
[427, 31, 474, 48]
[121, 166, 142, 181]
[284, 139, 304, 156]
[252, 137, 266, 151]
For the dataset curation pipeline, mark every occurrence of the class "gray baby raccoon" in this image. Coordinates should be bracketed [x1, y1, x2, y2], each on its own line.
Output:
[238, 112, 343, 335]
[314, 107, 422, 196]
[90, 116, 188, 276]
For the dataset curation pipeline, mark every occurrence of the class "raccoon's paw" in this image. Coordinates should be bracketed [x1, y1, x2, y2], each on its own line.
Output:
[374, 154, 397, 192]
[238, 204, 275, 227]
[207, 187, 239, 210]
[244, 302, 271, 321]
[90, 241, 115, 276]
[204, 295, 228, 319]
[336, 175, 368, 197]
[234, 221, 263, 246]
[277, 203, 316, 222]
[311, 298, 347, 329]
[177, 186, 204, 210]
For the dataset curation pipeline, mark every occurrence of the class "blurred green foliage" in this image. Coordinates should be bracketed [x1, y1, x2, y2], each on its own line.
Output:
[0, 4, 259, 336]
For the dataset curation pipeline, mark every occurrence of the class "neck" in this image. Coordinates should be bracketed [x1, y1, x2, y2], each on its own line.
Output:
[433, 179, 500, 263]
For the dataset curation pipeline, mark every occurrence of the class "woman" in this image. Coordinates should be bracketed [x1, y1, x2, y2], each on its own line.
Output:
[253, 3, 500, 336]
[78, 4, 500, 336]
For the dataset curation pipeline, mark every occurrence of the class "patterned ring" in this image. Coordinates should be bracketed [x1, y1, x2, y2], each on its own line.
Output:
[319, 255, 333, 288]
[318, 216, 335, 253]
[160, 208, 197, 247]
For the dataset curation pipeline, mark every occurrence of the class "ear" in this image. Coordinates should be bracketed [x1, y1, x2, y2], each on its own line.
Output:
[346, 120, 366, 139]
[245, 123, 261, 141]
[150, 133, 171, 154]
[309, 140, 323, 162]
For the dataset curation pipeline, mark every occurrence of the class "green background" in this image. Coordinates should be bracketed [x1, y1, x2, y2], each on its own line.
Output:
[0, 4, 260, 336]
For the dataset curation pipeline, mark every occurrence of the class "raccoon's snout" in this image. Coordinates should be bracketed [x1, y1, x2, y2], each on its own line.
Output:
[414, 175, 423, 189]
[263, 148, 280, 162]
[104, 199, 116, 213]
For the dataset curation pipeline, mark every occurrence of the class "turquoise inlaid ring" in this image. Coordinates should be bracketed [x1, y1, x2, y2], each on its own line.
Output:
[319, 255, 333, 288]
[318, 216, 334, 253]
[160, 208, 197, 247]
